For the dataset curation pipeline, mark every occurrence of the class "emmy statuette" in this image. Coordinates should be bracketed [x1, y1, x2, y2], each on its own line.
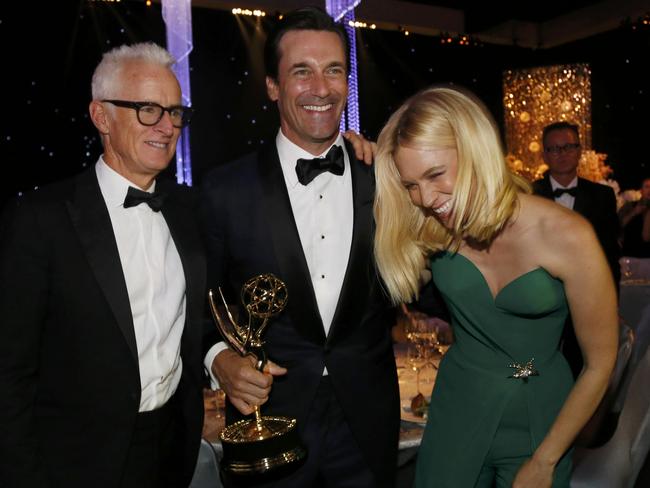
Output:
[208, 274, 306, 474]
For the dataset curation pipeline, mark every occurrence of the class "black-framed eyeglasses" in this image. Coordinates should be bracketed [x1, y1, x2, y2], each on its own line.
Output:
[544, 143, 580, 155]
[102, 100, 194, 128]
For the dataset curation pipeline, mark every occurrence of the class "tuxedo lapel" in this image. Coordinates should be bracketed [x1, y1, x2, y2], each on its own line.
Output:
[159, 182, 205, 359]
[536, 175, 554, 200]
[257, 145, 326, 344]
[327, 140, 375, 344]
[66, 169, 139, 367]
[572, 178, 590, 215]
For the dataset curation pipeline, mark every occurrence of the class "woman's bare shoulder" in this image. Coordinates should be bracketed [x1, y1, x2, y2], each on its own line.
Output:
[514, 193, 603, 282]
[518, 193, 593, 244]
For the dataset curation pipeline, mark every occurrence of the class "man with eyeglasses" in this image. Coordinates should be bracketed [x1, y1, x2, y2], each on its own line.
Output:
[0, 43, 205, 488]
[533, 121, 620, 379]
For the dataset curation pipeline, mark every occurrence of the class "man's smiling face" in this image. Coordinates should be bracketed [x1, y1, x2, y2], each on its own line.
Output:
[266, 29, 348, 155]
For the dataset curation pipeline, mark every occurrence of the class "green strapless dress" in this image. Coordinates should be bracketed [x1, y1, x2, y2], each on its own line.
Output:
[414, 251, 574, 487]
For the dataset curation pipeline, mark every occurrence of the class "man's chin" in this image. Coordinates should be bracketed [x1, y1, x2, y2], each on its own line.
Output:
[311, 128, 341, 143]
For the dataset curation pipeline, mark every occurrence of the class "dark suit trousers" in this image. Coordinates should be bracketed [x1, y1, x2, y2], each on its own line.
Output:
[121, 396, 184, 488]
[224, 376, 376, 488]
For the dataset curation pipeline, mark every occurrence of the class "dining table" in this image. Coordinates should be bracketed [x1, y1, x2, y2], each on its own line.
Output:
[201, 341, 439, 487]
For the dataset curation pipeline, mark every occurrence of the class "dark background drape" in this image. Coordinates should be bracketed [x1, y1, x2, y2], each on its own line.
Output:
[1, 1, 648, 207]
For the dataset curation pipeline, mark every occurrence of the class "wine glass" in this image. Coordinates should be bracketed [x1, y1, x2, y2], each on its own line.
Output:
[407, 313, 436, 346]
[214, 389, 226, 419]
[406, 342, 426, 394]
[435, 321, 453, 356]
[410, 317, 439, 362]
[418, 360, 437, 397]
[621, 257, 632, 282]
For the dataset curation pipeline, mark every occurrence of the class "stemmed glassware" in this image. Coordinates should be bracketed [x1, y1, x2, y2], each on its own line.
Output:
[406, 342, 426, 394]
[621, 257, 632, 282]
[204, 388, 226, 420]
[399, 304, 454, 408]
[434, 320, 453, 357]
[214, 389, 226, 419]
[405, 315, 438, 394]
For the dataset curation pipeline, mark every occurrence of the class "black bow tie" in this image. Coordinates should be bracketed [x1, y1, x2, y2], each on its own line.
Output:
[123, 186, 166, 212]
[295, 145, 345, 186]
[552, 187, 577, 198]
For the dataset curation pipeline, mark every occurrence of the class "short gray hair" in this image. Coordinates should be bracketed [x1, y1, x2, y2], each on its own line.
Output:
[91, 42, 175, 100]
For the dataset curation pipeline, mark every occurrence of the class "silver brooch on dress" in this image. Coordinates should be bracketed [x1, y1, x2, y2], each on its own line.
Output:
[508, 358, 539, 380]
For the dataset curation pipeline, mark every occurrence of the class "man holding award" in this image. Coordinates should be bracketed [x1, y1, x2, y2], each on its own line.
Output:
[200, 6, 400, 488]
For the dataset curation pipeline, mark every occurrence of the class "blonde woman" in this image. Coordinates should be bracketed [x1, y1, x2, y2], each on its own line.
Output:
[374, 87, 617, 488]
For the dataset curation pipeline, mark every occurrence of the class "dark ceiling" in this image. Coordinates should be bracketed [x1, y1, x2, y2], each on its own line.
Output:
[406, 0, 601, 32]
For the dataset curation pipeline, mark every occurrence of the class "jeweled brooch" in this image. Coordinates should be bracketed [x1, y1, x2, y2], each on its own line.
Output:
[508, 358, 539, 380]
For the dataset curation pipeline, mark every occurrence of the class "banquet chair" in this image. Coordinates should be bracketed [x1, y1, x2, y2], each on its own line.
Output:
[189, 438, 223, 488]
[570, 344, 650, 488]
[575, 323, 634, 447]
[614, 304, 650, 413]
[611, 323, 635, 397]
[610, 323, 636, 410]
[630, 304, 650, 366]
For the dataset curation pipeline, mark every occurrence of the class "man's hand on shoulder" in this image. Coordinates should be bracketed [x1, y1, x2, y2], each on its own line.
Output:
[211, 349, 287, 415]
[343, 130, 376, 166]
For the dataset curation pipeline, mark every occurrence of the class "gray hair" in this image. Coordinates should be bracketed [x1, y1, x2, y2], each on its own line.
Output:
[91, 42, 175, 100]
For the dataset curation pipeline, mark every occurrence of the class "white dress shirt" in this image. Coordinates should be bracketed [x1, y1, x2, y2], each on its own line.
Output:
[550, 175, 578, 209]
[204, 131, 354, 384]
[277, 131, 354, 333]
[96, 157, 186, 412]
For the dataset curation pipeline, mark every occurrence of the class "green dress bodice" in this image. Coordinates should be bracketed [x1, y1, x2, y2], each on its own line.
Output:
[414, 251, 573, 487]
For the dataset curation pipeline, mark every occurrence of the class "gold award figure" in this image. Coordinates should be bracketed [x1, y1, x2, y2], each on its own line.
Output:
[208, 274, 306, 474]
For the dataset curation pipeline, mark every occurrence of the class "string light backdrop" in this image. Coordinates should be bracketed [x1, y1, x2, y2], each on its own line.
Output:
[503, 63, 593, 181]
[162, 0, 194, 185]
[326, 0, 362, 133]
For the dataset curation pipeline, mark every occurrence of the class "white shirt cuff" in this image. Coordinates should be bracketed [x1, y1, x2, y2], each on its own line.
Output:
[204, 342, 229, 390]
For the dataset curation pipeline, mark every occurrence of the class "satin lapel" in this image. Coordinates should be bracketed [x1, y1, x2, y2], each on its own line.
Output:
[159, 182, 205, 359]
[572, 178, 589, 215]
[536, 175, 554, 200]
[66, 169, 139, 366]
[257, 145, 326, 344]
[327, 140, 375, 344]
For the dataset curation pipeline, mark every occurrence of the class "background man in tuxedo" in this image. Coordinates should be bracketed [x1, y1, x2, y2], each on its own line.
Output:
[533, 121, 620, 378]
[0, 43, 205, 488]
[200, 7, 399, 487]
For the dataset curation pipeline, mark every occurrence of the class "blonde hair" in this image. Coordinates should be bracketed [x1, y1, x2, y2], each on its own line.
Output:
[374, 86, 530, 304]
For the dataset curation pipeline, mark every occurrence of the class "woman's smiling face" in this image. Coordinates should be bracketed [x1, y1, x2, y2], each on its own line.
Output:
[394, 145, 458, 227]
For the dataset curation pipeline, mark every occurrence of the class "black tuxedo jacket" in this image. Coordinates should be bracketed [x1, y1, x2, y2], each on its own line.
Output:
[0, 168, 206, 487]
[532, 174, 621, 284]
[200, 141, 400, 487]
